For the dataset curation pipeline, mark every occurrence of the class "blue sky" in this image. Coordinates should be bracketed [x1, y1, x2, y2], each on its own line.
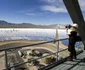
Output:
[0, 0, 85, 25]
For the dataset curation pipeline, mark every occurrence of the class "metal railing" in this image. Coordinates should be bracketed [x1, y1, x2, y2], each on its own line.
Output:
[0, 38, 83, 70]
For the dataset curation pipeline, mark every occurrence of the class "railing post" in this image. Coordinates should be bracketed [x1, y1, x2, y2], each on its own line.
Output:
[55, 40, 59, 61]
[57, 40, 59, 61]
[5, 50, 8, 70]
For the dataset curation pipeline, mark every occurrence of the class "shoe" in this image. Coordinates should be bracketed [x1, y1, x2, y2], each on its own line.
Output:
[67, 57, 73, 61]
[73, 56, 77, 59]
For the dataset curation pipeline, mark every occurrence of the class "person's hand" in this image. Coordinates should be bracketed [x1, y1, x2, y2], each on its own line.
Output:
[66, 28, 68, 35]
[66, 27, 69, 29]
[66, 28, 68, 31]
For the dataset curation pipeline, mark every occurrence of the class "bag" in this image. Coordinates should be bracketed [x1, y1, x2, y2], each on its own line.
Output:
[76, 36, 82, 42]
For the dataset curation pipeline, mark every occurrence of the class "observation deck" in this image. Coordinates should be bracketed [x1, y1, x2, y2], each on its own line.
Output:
[50, 51, 85, 70]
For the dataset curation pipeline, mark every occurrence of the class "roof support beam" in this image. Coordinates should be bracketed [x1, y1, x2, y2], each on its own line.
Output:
[63, 0, 85, 49]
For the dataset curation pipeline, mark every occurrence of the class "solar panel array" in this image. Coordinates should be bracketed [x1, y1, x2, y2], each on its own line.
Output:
[0, 28, 56, 41]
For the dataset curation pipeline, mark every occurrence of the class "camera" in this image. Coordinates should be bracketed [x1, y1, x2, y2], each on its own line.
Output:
[65, 25, 72, 29]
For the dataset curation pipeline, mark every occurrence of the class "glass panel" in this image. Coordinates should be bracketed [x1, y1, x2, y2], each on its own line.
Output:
[58, 40, 69, 59]
[0, 51, 5, 70]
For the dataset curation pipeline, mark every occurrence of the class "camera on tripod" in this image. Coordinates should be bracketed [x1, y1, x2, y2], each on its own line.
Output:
[65, 25, 72, 29]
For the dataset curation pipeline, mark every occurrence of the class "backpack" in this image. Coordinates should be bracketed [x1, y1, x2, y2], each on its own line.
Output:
[76, 36, 82, 42]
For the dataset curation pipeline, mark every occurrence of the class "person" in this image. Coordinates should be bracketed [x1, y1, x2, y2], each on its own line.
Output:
[66, 23, 78, 61]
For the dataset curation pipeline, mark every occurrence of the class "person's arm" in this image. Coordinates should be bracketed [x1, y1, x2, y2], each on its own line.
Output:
[66, 28, 68, 35]
[66, 28, 71, 36]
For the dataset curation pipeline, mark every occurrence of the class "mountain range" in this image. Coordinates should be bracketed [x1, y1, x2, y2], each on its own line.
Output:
[0, 20, 65, 28]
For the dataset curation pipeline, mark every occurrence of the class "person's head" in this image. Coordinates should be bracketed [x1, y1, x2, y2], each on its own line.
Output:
[71, 23, 78, 31]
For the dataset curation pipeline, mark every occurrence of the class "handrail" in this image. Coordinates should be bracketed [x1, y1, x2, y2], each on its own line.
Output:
[0, 38, 68, 51]
[2, 38, 82, 70]
[2, 38, 68, 70]
[6, 48, 68, 70]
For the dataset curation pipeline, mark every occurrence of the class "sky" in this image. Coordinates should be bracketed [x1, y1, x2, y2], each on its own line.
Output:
[0, 0, 85, 25]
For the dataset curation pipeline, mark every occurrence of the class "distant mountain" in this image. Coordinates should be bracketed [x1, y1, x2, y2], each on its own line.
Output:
[0, 20, 65, 28]
[0, 20, 12, 25]
[0, 20, 36, 28]
[48, 24, 66, 28]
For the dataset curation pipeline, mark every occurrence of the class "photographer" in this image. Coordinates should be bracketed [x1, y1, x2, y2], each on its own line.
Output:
[66, 24, 78, 61]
